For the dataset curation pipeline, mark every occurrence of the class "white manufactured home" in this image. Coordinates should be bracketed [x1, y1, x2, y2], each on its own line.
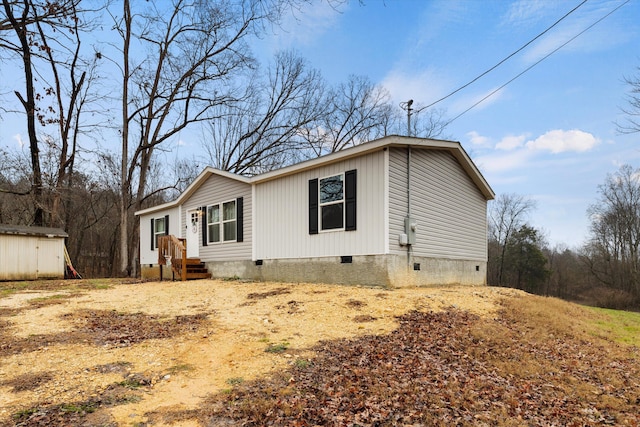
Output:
[0, 224, 68, 281]
[135, 135, 495, 287]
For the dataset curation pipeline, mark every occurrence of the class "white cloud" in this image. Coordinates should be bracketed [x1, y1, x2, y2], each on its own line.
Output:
[525, 129, 598, 153]
[496, 134, 527, 151]
[474, 147, 534, 174]
[466, 131, 491, 146]
[469, 128, 598, 176]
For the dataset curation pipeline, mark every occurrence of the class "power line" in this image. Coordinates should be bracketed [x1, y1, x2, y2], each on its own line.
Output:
[444, 0, 631, 127]
[422, 0, 588, 111]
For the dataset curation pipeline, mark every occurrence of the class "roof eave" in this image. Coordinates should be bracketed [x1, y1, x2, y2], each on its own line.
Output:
[136, 135, 495, 217]
[0, 225, 68, 238]
[134, 167, 251, 216]
[252, 135, 495, 200]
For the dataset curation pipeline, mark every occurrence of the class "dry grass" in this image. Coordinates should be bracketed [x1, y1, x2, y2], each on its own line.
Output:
[160, 295, 640, 426]
[2, 279, 639, 426]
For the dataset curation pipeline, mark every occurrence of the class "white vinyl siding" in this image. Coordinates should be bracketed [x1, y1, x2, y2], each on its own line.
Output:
[254, 150, 386, 259]
[388, 147, 409, 252]
[139, 207, 181, 265]
[389, 147, 487, 260]
[182, 175, 251, 261]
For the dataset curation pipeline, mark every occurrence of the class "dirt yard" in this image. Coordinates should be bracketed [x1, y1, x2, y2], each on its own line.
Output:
[0, 279, 522, 426]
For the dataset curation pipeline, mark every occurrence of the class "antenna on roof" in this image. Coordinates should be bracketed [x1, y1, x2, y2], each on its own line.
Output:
[400, 99, 414, 137]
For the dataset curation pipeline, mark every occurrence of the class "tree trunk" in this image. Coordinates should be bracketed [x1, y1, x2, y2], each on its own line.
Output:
[119, 0, 132, 276]
[3, 0, 45, 226]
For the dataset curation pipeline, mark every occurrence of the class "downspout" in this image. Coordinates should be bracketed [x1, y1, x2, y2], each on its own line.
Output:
[406, 100, 414, 265]
[407, 145, 412, 264]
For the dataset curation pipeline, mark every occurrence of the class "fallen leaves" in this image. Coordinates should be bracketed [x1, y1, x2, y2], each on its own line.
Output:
[3, 281, 639, 426]
[0, 372, 53, 393]
[0, 310, 209, 355]
[246, 287, 292, 300]
[65, 310, 210, 346]
[189, 308, 640, 426]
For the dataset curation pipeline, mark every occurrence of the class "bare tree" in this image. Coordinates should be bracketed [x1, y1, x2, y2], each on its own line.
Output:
[33, 3, 103, 228]
[411, 107, 448, 139]
[488, 193, 537, 286]
[110, 0, 314, 276]
[617, 66, 640, 134]
[0, 147, 36, 224]
[1, 0, 53, 225]
[1, 0, 100, 227]
[584, 164, 640, 299]
[379, 102, 449, 140]
[204, 50, 326, 174]
[544, 244, 584, 299]
[306, 75, 389, 156]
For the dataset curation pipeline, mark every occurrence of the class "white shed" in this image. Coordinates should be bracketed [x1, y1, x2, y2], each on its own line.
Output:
[0, 224, 68, 281]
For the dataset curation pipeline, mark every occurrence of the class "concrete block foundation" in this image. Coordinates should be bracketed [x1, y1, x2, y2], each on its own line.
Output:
[141, 255, 487, 287]
[206, 255, 487, 288]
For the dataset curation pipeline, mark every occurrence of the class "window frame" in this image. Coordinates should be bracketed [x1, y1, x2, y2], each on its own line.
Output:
[318, 173, 345, 232]
[206, 204, 221, 244]
[222, 200, 237, 242]
[206, 199, 237, 244]
[153, 216, 166, 250]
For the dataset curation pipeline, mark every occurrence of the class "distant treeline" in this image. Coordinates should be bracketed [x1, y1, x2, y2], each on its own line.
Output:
[488, 167, 640, 311]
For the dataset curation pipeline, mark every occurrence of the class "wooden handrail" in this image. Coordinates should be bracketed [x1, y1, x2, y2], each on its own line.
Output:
[157, 235, 187, 281]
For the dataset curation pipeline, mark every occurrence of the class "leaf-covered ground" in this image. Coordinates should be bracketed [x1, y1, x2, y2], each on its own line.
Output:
[2, 280, 639, 426]
[153, 298, 640, 426]
[0, 310, 209, 356]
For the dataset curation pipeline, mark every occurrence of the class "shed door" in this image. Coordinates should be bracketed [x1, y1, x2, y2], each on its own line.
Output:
[186, 209, 200, 258]
[37, 238, 63, 278]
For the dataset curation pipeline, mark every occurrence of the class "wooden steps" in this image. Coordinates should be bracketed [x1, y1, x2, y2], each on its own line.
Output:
[158, 236, 210, 281]
[183, 258, 211, 280]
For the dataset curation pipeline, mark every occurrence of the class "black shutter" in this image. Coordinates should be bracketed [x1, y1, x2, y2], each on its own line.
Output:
[236, 197, 244, 242]
[201, 206, 208, 246]
[150, 218, 155, 250]
[164, 215, 169, 235]
[309, 178, 318, 234]
[345, 169, 357, 231]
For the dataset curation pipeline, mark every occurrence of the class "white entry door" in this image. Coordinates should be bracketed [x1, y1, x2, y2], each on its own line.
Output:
[186, 209, 200, 258]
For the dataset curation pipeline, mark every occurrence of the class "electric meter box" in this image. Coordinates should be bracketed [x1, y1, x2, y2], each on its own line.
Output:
[404, 217, 417, 245]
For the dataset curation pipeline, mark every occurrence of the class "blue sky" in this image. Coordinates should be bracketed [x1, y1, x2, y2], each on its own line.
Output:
[1, 0, 639, 248]
[259, 0, 640, 248]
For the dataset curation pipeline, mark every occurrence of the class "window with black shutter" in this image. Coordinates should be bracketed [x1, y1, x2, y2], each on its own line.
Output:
[309, 178, 318, 234]
[309, 169, 357, 233]
[204, 199, 240, 243]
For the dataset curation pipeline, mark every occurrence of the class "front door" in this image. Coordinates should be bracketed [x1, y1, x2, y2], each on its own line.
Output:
[186, 209, 200, 258]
